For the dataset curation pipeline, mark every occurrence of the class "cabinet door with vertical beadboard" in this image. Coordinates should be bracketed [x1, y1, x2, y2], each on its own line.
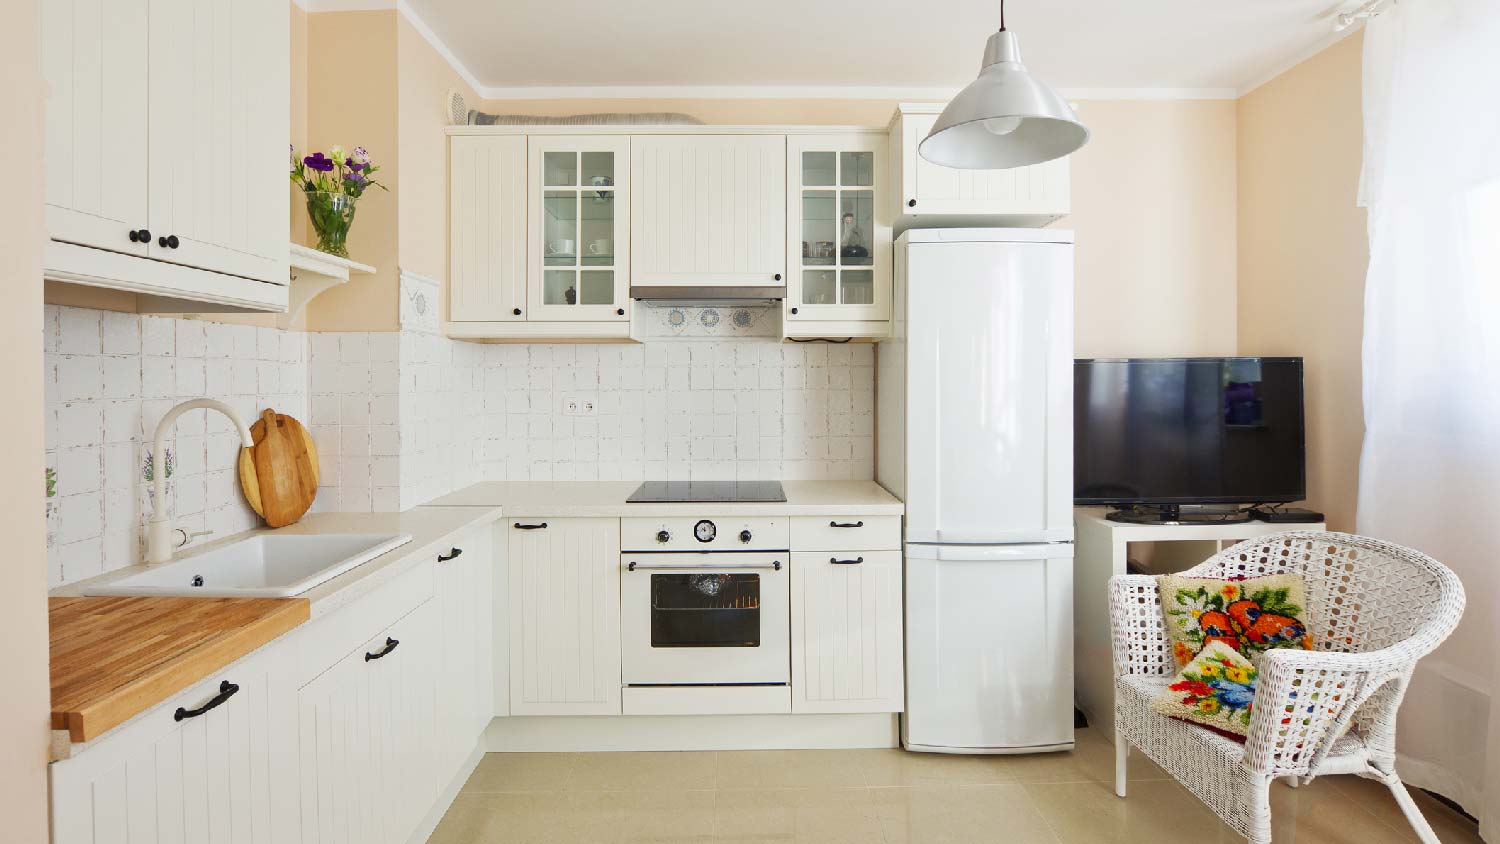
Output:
[49, 649, 289, 844]
[145, 0, 288, 283]
[435, 523, 495, 779]
[790, 551, 905, 713]
[899, 111, 1069, 218]
[450, 135, 528, 321]
[632, 135, 786, 288]
[507, 518, 622, 715]
[40, 0, 150, 256]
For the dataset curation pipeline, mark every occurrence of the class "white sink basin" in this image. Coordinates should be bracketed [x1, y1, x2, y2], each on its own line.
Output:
[82, 533, 415, 598]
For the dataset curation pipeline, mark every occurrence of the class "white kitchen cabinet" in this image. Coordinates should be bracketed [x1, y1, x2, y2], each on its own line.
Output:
[296, 599, 441, 844]
[889, 103, 1070, 229]
[450, 135, 528, 323]
[50, 647, 294, 844]
[435, 524, 494, 777]
[145, 0, 288, 284]
[631, 135, 786, 290]
[527, 136, 631, 323]
[41, 0, 289, 308]
[790, 550, 905, 714]
[785, 133, 892, 338]
[507, 518, 622, 715]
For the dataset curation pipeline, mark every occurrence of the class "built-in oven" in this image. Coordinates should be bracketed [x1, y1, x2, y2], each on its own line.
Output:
[619, 517, 791, 706]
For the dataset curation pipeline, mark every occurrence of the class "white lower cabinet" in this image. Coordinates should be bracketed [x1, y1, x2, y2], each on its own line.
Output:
[435, 524, 495, 775]
[296, 599, 441, 844]
[790, 550, 905, 714]
[49, 647, 294, 844]
[506, 517, 622, 715]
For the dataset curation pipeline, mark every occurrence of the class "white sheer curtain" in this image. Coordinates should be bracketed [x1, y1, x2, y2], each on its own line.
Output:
[1356, 0, 1500, 832]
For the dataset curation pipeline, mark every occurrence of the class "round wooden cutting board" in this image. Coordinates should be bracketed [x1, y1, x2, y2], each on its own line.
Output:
[237, 408, 319, 528]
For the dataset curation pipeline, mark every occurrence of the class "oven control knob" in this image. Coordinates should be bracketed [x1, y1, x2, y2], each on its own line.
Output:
[739, 529, 752, 543]
[656, 530, 671, 543]
[693, 519, 717, 543]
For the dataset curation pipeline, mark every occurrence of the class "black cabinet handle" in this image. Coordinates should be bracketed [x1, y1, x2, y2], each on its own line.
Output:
[830, 557, 864, 565]
[616, 308, 625, 315]
[907, 199, 917, 208]
[513, 308, 522, 316]
[158, 234, 180, 249]
[829, 520, 865, 528]
[513, 522, 548, 530]
[130, 228, 152, 243]
[174, 680, 239, 721]
[365, 637, 399, 662]
[128, 229, 142, 243]
[774, 273, 782, 281]
[790, 307, 799, 315]
[438, 547, 463, 562]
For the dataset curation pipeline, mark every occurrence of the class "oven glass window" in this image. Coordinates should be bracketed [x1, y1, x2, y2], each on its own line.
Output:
[651, 573, 761, 647]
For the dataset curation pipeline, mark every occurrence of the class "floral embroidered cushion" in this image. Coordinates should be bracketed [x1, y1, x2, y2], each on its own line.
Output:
[1158, 573, 1313, 668]
[1151, 640, 1260, 738]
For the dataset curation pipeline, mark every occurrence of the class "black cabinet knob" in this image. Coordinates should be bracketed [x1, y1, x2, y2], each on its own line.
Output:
[130, 228, 151, 243]
[773, 273, 782, 281]
[158, 234, 180, 249]
[513, 308, 522, 316]
[907, 199, 917, 207]
[656, 530, 671, 543]
[128, 229, 141, 243]
[790, 307, 799, 314]
[140, 229, 151, 241]
[739, 530, 752, 543]
[616, 308, 625, 316]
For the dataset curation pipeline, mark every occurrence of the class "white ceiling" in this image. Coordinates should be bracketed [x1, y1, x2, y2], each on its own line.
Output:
[392, 0, 1360, 98]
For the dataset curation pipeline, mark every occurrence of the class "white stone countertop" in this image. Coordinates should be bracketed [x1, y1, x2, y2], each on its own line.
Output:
[422, 480, 904, 518]
[51, 507, 505, 619]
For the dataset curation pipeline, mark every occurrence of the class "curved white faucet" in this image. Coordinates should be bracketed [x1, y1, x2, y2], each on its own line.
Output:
[146, 398, 256, 564]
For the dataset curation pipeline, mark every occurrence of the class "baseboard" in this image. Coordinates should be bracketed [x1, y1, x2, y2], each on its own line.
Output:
[484, 713, 900, 752]
[408, 742, 485, 844]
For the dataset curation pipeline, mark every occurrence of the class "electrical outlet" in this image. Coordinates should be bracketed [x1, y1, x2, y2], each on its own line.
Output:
[562, 396, 581, 416]
[561, 395, 598, 417]
[582, 398, 597, 417]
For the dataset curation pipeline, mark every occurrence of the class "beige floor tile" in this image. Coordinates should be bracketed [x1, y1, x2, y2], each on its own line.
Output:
[569, 789, 718, 841]
[567, 750, 719, 791]
[714, 787, 883, 843]
[1001, 729, 1168, 785]
[1258, 776, 1417, 844]
[429, 792, 588, 844]
[872, 784, 1061, 843]
[1024, 779, 1230, 843]
[716, 749, 871, 789]
[1323, 774, 1482, 843]
[853, 748, 1020, 787]
[463, 752, 578, 792]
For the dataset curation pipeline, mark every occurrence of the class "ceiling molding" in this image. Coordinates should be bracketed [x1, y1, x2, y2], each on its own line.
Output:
[395, 0, 487, 97]
[469, 84, 1239, 102]
[1056, 87, 1238, 101]
[297, 0, 395, 10]
[1236, 22, 1362, 97]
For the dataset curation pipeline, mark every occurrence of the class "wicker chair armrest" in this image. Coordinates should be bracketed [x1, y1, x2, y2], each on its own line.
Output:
[1242, 647, 1405, 777]
[1108, 574, 1175, 677]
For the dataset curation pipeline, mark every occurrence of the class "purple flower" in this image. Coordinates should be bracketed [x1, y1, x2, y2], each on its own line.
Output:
[344, 158, 367, 172]
[345, 168, 368, 185]
[351, 146, 371, 165]
[303, 152, 335, 172]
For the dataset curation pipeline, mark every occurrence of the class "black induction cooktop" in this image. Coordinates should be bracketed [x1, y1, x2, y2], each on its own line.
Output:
[626, 481, 787, 503]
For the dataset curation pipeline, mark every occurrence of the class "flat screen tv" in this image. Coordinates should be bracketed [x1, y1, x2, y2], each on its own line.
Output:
[1074, 357, 1306, 506]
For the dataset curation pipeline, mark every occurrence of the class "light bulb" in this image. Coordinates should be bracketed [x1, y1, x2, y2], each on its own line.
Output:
[981, 116, 1023, 136]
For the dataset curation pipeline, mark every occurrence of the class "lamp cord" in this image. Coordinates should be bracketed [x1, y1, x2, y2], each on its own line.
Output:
[1000, 0, 1006, 31]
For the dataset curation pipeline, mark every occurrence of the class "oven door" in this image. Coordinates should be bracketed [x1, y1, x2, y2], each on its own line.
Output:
[621, 553, 790, 686]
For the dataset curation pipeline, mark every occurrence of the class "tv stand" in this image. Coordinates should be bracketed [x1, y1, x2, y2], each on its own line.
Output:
[1104, 504, 1250, 525]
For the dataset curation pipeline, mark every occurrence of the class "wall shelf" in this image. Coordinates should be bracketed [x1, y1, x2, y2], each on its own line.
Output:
[283, 243, 376, 329]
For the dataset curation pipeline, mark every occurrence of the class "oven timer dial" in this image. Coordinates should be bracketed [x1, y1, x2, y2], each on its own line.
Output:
[656, 529, 671, 543]
[693, 519, 717, 543]
[739, 529, 752, 543]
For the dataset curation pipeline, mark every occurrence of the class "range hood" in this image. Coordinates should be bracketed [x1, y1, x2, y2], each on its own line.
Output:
[630, 282, 784, 307]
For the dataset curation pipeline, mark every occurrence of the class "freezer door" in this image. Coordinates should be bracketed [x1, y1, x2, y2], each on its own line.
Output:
[903, 239, 1073, 544]
[903, 543, 1074, 753]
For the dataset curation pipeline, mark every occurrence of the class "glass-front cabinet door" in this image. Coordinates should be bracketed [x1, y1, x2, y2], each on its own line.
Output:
[785, 134, 891, 323]
[527, 136, 631, 321]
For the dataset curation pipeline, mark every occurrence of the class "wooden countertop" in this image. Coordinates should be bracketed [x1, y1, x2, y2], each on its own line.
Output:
[50, 596, 309, 743]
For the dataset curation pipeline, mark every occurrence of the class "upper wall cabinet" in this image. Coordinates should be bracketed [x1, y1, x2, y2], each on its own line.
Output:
[631, 135, 786, 290]
[450, 135, 528, 323]
[784, 133, 892, 338]
[42, 0, 289, 311]
[889, 103, 1070, 230]
[528, 136, 631, 323]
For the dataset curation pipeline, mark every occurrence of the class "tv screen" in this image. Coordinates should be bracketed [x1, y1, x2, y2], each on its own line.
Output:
[1074, 357, 1306, 505]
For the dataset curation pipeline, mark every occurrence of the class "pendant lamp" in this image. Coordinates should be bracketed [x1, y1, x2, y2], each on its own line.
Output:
[919, 0, 1089, 169]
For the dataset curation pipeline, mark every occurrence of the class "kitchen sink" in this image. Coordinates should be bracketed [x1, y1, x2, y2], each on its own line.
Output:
[81, 533, 415, 598]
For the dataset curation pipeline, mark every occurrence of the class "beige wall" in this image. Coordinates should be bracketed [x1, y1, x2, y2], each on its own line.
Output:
[4, 0, 55, 840]
[303, 10, 401, 332]
[290, 2, 309, 247]
[1237, 32, 1366, 530]
[476, 97, 1240, 357]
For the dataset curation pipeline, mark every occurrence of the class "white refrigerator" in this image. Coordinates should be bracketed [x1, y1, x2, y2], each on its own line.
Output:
[878, 228, 1075, 754]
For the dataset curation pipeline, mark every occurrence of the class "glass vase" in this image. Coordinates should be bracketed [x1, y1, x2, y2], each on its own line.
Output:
[304, 191, 357, 258]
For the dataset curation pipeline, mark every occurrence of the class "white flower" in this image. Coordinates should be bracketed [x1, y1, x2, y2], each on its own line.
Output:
[329, 145, 346, 163]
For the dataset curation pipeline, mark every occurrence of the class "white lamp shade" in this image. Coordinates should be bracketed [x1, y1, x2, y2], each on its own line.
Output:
[919, 30, 1089, 170]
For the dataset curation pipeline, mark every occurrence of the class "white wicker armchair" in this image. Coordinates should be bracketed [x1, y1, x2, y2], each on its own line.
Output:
[1108, 531, 1465, 844]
